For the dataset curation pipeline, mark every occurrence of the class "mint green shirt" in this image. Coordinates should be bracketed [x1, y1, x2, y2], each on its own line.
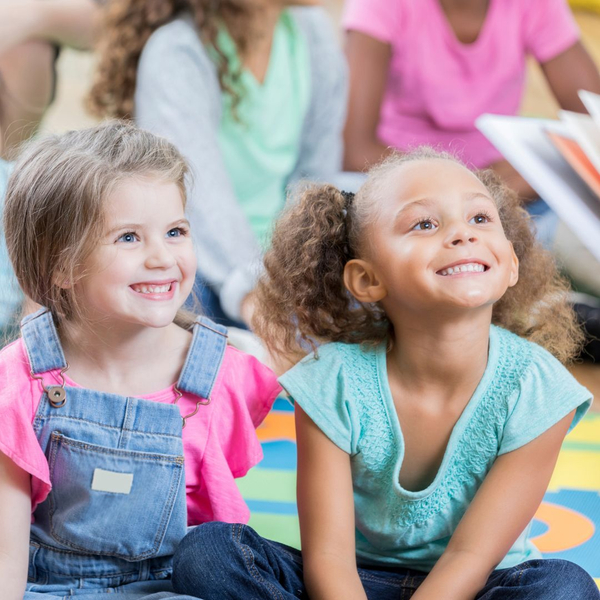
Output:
[279, 325, 592, 572]
[215, 12, 311, 246]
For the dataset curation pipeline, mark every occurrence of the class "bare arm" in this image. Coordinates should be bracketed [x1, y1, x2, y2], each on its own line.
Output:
[411, 410, 575, 600]
[295, 405, 367, 600]
[0, 0, 101, 54]
[491, 42, 600, 201]
[343, 31, 393, 172]
[542, 41, 600, 112]
[0, 451, 31, 599]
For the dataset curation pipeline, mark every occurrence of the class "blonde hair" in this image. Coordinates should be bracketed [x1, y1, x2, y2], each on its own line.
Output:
[4, 120, 194, 327]
[253, 149, 584, 365]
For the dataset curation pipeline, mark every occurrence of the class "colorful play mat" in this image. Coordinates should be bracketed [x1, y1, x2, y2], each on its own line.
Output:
[238, 399, 600, 587]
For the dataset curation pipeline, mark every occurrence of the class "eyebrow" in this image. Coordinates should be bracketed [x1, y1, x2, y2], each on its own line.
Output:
[394, 192, 495, 220]
[105, 218, 190, 236]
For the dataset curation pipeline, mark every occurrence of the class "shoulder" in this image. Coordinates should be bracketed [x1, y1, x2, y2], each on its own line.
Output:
[0, 338, 34, 384]
[0, 337, 39, 419]
[288, 7, 345, 72]
[211, 346, 280, 427]
[492, 325, 580, 390]
[493, 327, 591, 454]
[280, 342, 377, 402]
[139, 13, 216, 77]
[144, 14, 202, 53]
[289, 6, 337, 43]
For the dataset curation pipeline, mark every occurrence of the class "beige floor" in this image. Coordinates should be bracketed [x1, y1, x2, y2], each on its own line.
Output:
[42, 5, 600, 405]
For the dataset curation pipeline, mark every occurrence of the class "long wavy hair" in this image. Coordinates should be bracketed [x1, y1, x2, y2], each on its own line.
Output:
[88, 0, 257, 119]
[253, 149, 584, 365]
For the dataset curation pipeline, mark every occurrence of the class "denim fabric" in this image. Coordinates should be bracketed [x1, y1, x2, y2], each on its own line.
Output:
[172, 523, 600, 600]
[22, 309, 227, 597]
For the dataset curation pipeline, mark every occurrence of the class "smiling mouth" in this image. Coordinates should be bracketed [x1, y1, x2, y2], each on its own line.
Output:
[437, 262, 488, 276]
[130, 282, 174, 294]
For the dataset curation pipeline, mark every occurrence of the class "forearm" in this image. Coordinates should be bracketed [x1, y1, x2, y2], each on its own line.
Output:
[30, 0, 100, 48]
[304, 556, 368, 600]
[411, 550, 492, 600]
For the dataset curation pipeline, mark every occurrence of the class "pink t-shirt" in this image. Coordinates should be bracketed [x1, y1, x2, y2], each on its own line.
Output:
[0, 338, 280, 525]
[343, 0, 580, 168]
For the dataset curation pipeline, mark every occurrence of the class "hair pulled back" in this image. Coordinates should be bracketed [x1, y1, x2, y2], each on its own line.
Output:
[254, 150, 583, 365]
[88, 0, 255, 119]
[4, 120, 189, 325]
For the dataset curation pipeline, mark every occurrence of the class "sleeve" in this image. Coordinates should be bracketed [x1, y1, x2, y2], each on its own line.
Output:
[278, 344, 357, 454]
[498, 345, 592, 455]
[288, 8, 347, 186]
[342, 0, 401, 44]
[0, 340, 51, 511]
[134, 19, 262, 321]
[523, 0, 580, 63]
[211, 347, 281, 477]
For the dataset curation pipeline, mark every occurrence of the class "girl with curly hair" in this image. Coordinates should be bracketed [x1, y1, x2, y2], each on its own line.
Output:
[172, 149, 597, 599]
[89, 0, 347, 326]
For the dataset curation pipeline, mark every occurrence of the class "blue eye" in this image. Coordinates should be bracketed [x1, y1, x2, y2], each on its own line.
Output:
[167, 227, 187, 238]
[117, 232, 137, 243]
[412, 219, 437, 231]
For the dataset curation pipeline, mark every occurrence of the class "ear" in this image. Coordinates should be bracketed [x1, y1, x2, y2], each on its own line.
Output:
[343, 259, 387, 303]
[507, 243, 519, 288]
[52, 268, 72, 290]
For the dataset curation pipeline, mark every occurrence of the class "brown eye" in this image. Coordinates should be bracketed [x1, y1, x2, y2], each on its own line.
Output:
[412, 219, 437, 231]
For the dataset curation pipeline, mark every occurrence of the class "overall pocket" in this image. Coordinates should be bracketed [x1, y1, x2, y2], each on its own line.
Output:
[47, 432, 185, 560]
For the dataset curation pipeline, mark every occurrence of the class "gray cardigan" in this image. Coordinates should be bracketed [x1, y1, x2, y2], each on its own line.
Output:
[135, 7, 347, 320]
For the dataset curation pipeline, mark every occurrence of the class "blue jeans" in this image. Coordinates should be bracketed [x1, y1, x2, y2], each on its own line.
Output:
[172, 523, 600, 600]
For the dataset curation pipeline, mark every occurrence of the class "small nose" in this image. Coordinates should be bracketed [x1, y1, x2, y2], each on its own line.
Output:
[145, 239, 176, 269]
[449, 227, 478, 247]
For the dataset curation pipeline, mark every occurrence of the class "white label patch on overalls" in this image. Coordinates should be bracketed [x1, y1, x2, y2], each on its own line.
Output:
[91, 468, 134, 494]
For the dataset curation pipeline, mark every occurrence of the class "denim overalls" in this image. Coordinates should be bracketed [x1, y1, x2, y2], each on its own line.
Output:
[22, 308, 226, 598]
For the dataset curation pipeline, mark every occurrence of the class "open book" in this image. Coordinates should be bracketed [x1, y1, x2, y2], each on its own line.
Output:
[475, 91, 600, 262]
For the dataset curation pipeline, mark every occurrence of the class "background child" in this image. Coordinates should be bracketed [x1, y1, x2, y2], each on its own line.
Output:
[341, 0, 600, 301]
[0, 121, 280, 598]
[172, 149, 597, 599]
[88, 0, 347, 326]
[342, 0, 600, 194]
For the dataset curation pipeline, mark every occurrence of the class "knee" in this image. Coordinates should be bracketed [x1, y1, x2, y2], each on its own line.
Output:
[172, 522, 247, 596]
[522, 560, 599, 599]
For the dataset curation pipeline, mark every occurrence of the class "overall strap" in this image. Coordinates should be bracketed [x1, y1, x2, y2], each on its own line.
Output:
[177, 316, 228, 399]
[20, 308, 68, 375]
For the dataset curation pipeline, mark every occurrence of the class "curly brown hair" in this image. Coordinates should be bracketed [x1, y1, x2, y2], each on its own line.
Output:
[88, 0, 257, 119]
[253, 149, 584, 365]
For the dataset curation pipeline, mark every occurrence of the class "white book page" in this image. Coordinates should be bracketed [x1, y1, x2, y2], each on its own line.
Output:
[558, 110, 600, 175]
[476, 114, 600, 262]
[580, 90, 600, 125]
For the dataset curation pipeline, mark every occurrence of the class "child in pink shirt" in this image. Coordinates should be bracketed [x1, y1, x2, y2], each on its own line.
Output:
[0, 121, 280, 599]
[343, 0, 600, 199]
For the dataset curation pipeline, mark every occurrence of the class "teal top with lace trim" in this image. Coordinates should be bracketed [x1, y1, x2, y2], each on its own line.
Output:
[279, 325, 592, 572]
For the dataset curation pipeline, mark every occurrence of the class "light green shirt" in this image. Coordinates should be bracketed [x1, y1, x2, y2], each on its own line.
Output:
[215, 12, 311, 247]
[280, 325, 592, 572]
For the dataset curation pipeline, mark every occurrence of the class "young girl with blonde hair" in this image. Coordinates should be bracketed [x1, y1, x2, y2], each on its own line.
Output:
[89, 0, 346, 325]
[0, 121, 280, 598]
[172, 149, 597, 599]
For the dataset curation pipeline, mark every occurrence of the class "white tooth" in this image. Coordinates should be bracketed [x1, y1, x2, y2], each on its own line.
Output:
[441, 270, 447, 276]
[447, 267, 454, 274]
[459, 265, 467, 272]
[467, 264, 474, 272]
